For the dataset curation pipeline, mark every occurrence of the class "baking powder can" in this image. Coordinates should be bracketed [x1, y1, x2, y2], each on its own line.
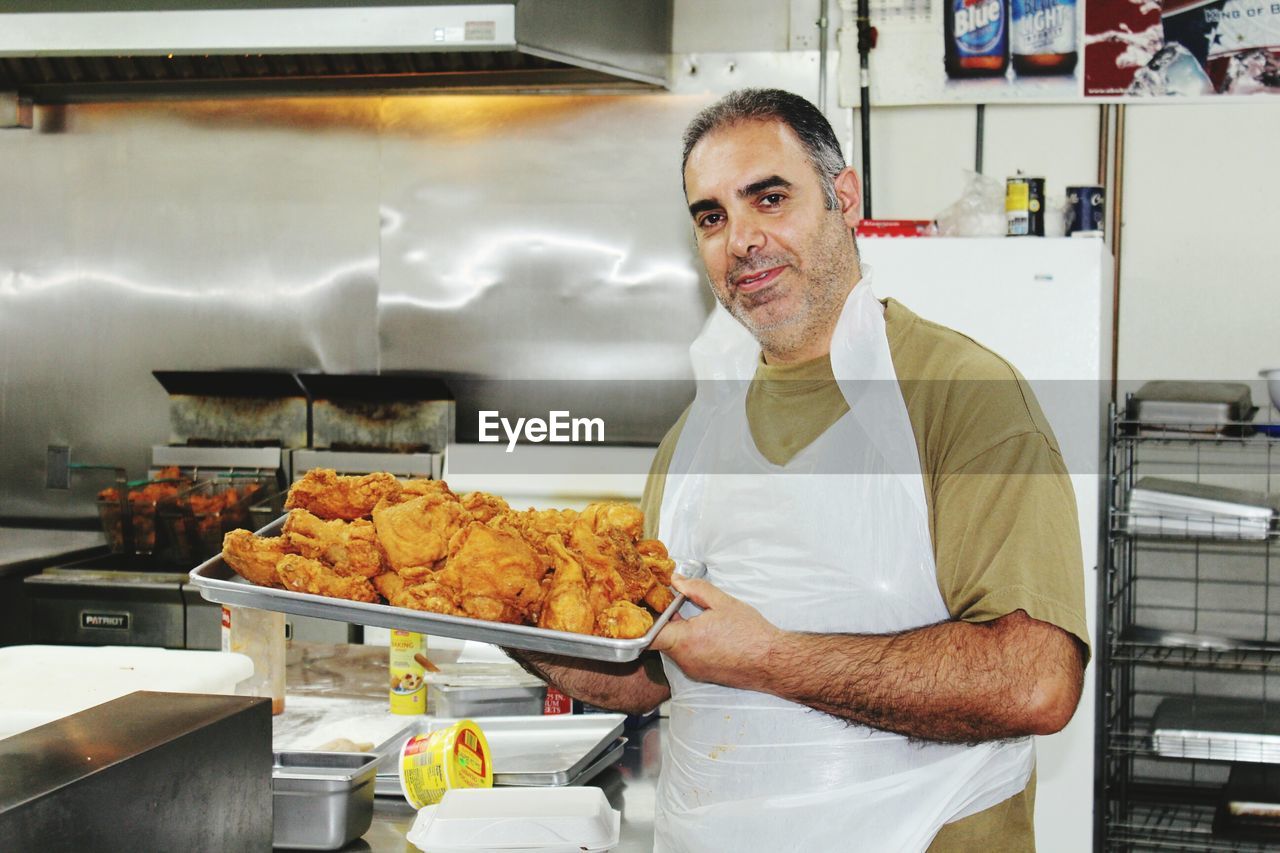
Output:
[1066, 184, 1105, 236]
[1006, 175, 1045, 237]
[389, 630, 427, 715]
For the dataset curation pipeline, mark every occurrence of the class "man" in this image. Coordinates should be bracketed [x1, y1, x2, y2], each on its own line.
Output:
[515, 88, 1088, 852]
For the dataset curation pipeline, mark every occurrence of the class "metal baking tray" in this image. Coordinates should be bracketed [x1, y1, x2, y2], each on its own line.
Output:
[189, 516, 704, 662]
[374, 713, 626, 795]
[1152, 697, 1280, 764]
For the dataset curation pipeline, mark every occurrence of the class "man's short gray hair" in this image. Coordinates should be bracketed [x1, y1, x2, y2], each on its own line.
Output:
[681, 88, 847, 210]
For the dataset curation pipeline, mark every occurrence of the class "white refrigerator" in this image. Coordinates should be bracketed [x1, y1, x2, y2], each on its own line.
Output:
[864, 236, 1112, 853]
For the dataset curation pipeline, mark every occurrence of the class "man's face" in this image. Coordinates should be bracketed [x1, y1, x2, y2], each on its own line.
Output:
[683, 119, 861, 362]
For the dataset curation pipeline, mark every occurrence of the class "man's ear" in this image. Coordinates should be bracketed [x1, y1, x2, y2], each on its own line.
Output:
[834, 167, 862, 230]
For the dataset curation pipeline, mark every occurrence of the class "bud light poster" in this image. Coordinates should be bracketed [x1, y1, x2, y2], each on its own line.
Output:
[1085, 0, 1280, 97]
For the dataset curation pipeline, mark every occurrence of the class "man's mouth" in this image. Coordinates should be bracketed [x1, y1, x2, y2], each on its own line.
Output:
[732, 266, 784, 294]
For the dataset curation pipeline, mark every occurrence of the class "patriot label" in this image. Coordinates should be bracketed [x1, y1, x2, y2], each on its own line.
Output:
[953, 0, 1006, 55]
[1012, 0, 1077, 54]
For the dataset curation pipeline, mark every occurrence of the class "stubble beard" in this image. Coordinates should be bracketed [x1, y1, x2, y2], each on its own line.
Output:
[715, 214, 858, 362]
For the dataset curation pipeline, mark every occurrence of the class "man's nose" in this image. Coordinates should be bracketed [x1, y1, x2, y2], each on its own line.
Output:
[726, 212, 764, 258]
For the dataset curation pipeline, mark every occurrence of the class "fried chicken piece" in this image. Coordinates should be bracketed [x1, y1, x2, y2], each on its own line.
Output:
[373, 492, 469, 580]
[398, 478, 456, 501]
[372, 571, 407, 601]
[598, 600, 654, 639]
[276, 554, 378, 603]
[486, 508, 578, 569]
[460, 491, 511, 523]
[286, 469, 400, 520]
[568, 521, 629, 617]
[437, 522, 546, 624]
[282, 509, 385, 578]
[389, 578, 463, 617]
[222, 530, 295, 588]
[578, 501, 645, 542]
[537, 536, 595, 634]
[637, 539, 677, 611]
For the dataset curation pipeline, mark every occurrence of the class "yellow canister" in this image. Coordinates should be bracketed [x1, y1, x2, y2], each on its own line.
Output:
[398, 719, 493, 809]
[389, 630, 427, 715]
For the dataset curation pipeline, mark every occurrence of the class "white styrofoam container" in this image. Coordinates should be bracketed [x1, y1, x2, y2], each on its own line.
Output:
[0, 645, 254, 739]
[406, 786, 620, 853]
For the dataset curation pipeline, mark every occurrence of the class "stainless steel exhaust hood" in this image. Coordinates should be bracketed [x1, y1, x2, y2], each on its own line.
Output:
[0, 0, 671, 99]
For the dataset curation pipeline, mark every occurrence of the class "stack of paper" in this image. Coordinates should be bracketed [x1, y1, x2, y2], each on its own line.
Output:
[1127, 478, 1277, 540]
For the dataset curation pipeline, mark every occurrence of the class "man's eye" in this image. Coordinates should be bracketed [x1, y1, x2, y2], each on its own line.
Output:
[698, 213, 724, 228]
[760, 193, 784, 207]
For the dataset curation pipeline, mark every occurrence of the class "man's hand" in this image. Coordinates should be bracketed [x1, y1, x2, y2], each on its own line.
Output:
[650, 576, 1085, 743]
[650, 576, 782, 691]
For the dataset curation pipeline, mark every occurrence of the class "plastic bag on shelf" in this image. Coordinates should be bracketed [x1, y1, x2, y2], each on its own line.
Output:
[935, 170, 1006, 237]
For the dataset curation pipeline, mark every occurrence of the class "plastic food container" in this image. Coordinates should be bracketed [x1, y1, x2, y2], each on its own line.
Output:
[399, 719, 493, 809]
[405, 787, 621, 853]
[272, 751, 378, 850]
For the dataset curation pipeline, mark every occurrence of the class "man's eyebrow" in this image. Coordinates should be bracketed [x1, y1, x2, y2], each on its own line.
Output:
[740, 175, 791, 198]
[687, 175, 793, 219]
[688, 198, 720, 218]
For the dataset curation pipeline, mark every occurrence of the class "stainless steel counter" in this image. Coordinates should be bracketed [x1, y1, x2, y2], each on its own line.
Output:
[0, 526, 107, 579]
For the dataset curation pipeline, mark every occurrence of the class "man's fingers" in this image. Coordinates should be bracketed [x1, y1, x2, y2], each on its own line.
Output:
[672, 576, 727, 609]
[651, 618, 688, 652]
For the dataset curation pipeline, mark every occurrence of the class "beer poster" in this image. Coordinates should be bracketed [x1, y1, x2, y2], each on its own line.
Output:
[849, 0, 1280, 105]
[1085, 0, 1280, 97]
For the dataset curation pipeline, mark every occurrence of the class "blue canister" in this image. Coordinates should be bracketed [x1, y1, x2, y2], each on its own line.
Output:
[1066, 185, 1105, 236]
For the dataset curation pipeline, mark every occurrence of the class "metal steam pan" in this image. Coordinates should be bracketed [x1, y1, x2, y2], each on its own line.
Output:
[189, 516, 703, 662]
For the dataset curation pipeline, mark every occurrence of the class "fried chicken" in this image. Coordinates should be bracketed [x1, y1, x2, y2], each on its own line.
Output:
[398, 478, 456, 501]
[372, 492, 469, 579]
[578, 501, 645, 542]
[460, 491, 511, 523]
[568, 521, 630, 617]
[437, 522, 546, 624]
[282, 509, 385, 578]
[537, 536, 595, 634]
[227, 472, 678, 641]
[276, 553, 379, 603]
[286, 469, 400, 520]
[598, 600, 654, 639]
[372, 571, 407, 601]
[388, 578, 463, 617]
[222, 530, 296, 588]
[637, 539, 677, 611]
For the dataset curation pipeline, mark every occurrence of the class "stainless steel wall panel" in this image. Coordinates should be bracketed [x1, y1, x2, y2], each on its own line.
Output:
[0, 93, 713, 519]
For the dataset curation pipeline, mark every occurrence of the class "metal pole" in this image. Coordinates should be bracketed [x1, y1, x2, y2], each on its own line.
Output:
[817, 0, 829, 111]
[856, 0, 872, 218]
[975, 104, 985, 174]
[1110, 105, 1126, 400]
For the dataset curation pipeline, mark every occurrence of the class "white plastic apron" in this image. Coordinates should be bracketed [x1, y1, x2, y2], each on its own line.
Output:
[654, 272, 1034, 853]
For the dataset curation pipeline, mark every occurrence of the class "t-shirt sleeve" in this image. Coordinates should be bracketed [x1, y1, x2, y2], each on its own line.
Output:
[932, 430, 1091, 661]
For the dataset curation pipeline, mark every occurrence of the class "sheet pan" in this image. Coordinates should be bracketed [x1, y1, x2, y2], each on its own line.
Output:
[189, 516, 704, 663]
[373, 713, 627, 794]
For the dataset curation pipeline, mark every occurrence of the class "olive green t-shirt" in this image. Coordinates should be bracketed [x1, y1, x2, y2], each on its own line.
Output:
[639, 298, 1089, 852]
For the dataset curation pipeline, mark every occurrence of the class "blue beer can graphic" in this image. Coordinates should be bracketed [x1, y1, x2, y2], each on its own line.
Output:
[1066, 185, 1105, 236]
[950, 0, 1007, 62]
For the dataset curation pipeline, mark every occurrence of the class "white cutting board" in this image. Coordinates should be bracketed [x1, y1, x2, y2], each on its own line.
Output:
[0, 645, 254, 739]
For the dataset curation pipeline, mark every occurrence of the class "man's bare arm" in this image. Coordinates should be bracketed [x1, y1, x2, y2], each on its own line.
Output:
[506, 650, 671, 716]
[652, 578, 1084, 743]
